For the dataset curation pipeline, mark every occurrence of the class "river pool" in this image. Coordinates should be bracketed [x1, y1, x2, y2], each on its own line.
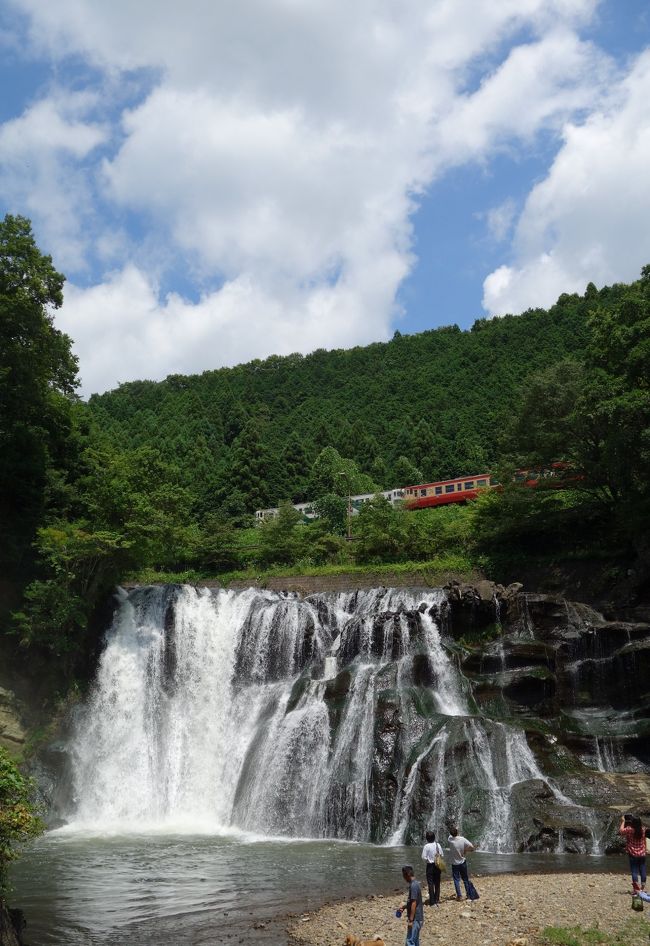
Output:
[10, 831, 625, 946]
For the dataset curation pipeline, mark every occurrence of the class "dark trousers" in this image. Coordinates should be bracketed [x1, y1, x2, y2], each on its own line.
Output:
[425, 862, 441, 905]
[630, 855, 647, 889]
[452, 861, 471, 898]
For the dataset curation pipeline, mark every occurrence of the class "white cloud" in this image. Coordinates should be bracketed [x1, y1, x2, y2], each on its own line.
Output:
[0, 93, 106, 271]
[4, 0, 617, 392]
[59, 262, 408, 396]
[431, 29, 610, 167]
[483, 49, 650, 315]
[485, 199, 517, 243]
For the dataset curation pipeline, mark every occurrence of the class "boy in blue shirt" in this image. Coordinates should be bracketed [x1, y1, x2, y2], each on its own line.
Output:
[398, 865, 424, 945]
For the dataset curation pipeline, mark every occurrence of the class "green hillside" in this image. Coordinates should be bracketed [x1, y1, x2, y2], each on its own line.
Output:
[87, 289, 607, 514]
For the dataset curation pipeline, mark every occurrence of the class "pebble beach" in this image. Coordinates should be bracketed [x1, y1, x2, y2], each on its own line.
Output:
[288, 872, 647, 946]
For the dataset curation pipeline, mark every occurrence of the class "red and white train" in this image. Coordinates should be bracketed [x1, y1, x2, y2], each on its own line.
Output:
[402, 473, 495, 510]
[256, 464, 572, 522]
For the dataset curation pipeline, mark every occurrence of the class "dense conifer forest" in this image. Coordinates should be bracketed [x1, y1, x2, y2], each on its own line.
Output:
[88, 296, 594, 513]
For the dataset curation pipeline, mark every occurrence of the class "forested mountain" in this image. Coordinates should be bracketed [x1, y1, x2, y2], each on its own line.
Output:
[88, 288, 609, 514]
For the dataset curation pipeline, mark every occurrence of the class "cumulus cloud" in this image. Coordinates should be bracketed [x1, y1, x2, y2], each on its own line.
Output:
[59, 262, 408, 396]
[483, 50, 650, 315]
[0, 92, 106, 271]
[3, 0, 623, 393]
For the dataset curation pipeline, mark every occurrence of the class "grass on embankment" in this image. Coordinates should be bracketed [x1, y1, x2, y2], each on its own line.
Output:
[540, 921, 650, 946]
[129, 552, 482, 587]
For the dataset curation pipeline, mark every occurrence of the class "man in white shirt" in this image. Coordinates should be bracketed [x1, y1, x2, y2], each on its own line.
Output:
[448, 825, 474, 901]
[421, 831, 443, 906]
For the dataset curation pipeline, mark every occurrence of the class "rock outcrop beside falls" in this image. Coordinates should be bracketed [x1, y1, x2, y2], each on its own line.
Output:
[42, 581, 650, 855]
[0, 902, 23, 946]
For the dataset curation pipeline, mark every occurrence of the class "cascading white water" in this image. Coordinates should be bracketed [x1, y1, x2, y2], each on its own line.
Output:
[388, 729, 449, 844]
[71, 586, 256, 829]
[594, 736, 619, 772]
[64, 583, 595, 850]
[419, 611, 467, 715]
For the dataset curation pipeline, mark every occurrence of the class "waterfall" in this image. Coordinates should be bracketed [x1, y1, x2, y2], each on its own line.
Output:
[63, 584, 598, 850]
[388, 729, 449, 845]
[419, 611, 467, 715]
[594, 736, 619, 772]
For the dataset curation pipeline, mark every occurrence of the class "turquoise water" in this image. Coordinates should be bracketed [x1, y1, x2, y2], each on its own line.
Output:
[10, 832, 624, 945]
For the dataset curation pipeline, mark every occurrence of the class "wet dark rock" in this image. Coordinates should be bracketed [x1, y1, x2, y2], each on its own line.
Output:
[411, 654, 436, 688]
[506, 594, 603, 640]
[324, 669, 352, 702]
[161, 593, 177, 693]
[286, 676, 311, 714]
[443, 580, 500, 637]
[337, 609, 423, 665]
[0, 903, 22, 946]
[369, 686, 403, 838]
[472, 666, 556, 713]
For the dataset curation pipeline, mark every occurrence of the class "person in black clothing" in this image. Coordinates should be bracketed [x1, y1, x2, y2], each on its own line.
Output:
[421, 830, 443, 906]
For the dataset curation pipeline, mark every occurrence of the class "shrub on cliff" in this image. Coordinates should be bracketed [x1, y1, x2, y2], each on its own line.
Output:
[0, 749, 43, 893]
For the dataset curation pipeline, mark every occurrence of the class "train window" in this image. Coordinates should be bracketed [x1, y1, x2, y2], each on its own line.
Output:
[464, 481, 474, 489]
[457, 483, 464, 491]
[489, 477, 498, 486]
[445, 484, 455, 493]
[420, 488, 427, 496]
[477, 479, 487, 486]
[435, 486, 442, 495]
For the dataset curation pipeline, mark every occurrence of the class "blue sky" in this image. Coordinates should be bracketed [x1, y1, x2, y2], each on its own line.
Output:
[1, 1, 650, 393]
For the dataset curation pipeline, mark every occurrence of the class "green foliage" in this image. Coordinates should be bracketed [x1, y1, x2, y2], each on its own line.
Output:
[0, 214, 79, 577]
[229, 419, 272, 511]
[13, 444, 198, 655]
[13, 522, 129, 651]
[88, 279, 596, 514]
[308, 447, 376, 498]
[0, 748, 43, 892]
[504, 267, 650, 563]
[257, 503, 305, 566]
[193, 515, 242, 572]
[392, 455, 423, 487]
[206, 554, 478, 586]
[506, 359, 584, 464]
[352, 497, 478, 565]
[311, 493, 348, 535]
[353, 495, 412, 563]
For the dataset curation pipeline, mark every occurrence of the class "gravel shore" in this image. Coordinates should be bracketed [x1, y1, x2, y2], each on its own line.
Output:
[288, 872, 644, 946]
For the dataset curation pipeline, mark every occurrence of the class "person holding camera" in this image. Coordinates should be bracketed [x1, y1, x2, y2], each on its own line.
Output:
[620, 813, 647, 892]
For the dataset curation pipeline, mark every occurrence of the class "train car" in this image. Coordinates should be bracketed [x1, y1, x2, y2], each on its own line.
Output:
[257, 488, 406, 523]
[402, 474, 495, 510]
[514, 461, 577, 487]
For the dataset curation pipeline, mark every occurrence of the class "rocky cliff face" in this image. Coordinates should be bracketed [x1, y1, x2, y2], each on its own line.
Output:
[39, 582, 650, 855]
[407, 580, 650, 850]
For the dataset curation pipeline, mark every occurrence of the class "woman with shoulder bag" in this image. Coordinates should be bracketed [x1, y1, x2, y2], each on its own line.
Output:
[421, 831, 445, 906]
